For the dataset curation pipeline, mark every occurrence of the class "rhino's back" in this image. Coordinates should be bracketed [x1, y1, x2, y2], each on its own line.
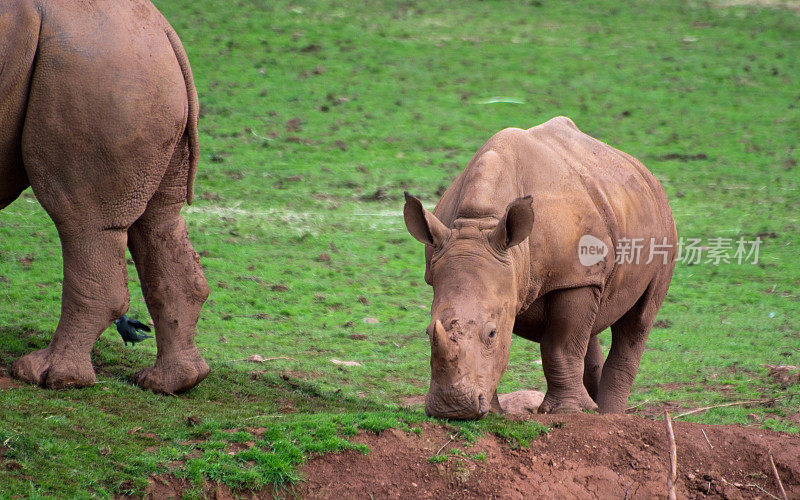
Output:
[433, 117, 675, 301]
[525, 117, 674, 245]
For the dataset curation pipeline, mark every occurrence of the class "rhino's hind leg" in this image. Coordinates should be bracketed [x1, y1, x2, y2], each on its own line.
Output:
[538, 286, 601, 414]
[597, 277, 671, 413]
[127, 139, 209, 394]
[128, 209, 209, 394]
[11, 229, 130, 388]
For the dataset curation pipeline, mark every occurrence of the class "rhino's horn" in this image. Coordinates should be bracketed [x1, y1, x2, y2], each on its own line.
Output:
[434, 319, 446, 343]
[432, 319, 457, 358]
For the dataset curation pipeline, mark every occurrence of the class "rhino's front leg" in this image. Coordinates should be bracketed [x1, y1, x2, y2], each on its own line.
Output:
[538, 286, 601, 414]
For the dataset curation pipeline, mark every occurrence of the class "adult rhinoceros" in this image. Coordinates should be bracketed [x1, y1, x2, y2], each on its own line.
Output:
[404, 117, 676, 418]
[1, 0, 208, 393]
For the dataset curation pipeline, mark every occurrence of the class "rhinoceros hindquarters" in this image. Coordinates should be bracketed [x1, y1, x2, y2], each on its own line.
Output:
[8, 0, 208, 393]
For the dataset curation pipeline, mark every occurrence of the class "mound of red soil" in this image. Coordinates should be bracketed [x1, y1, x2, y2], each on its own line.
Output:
[298, 413, 799, 499]
[0, 374, 22, 389]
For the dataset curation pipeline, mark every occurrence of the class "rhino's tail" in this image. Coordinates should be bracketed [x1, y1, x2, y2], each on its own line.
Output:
[165, 27, 200, 205]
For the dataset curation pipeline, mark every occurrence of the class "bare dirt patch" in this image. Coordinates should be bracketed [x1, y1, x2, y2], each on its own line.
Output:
[0, 373, 22, 390]
[298, 414, 799, 499]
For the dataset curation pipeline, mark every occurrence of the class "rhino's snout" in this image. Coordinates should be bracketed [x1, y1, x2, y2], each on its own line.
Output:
[425, 382, 492, 420]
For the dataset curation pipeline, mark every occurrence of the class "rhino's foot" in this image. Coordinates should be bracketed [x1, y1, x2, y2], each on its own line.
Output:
[134, 348, 209, 394]
[538, 390, 598, 414]
[10, 348, 97, 389]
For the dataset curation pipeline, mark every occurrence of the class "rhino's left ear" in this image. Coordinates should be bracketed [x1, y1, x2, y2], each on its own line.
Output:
[404, 192, 451, 247]
[489, 196, 534, 250]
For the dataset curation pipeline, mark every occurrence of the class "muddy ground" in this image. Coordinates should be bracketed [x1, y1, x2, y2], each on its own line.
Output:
[146, 412, 799, 499]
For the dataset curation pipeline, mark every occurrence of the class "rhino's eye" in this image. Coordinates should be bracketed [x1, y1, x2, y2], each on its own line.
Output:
[483, 322, 497, 344]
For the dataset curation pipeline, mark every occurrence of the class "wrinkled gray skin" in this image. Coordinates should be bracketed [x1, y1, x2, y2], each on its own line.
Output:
[405, 117, 676, 419]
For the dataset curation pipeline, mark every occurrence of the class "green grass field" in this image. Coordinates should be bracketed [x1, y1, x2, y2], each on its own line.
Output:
[1, 0, 798, 496]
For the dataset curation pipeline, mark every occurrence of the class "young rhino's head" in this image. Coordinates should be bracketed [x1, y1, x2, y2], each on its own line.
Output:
[403, 193, 534, 419]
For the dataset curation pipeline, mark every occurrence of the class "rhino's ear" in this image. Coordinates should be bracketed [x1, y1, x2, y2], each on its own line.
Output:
[404, 192, 451, 247]
[489, 196, 534, 250]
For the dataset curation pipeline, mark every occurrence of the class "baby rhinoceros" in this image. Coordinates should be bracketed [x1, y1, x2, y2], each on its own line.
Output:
[404, 117, 676, 419]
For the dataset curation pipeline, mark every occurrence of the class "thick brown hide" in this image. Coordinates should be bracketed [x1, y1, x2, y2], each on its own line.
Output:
[405, 117, 676, 418]
[1, 0, 208, 393]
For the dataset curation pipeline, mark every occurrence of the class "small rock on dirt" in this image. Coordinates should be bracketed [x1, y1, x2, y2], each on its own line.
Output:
[498, 390, 545, 415]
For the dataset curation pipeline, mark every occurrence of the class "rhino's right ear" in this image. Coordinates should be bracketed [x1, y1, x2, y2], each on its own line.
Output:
[489, 195, 534, 251]
[404, 192, 451, 247]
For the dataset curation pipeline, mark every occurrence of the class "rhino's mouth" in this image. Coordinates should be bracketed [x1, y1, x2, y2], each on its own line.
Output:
[425, 380, 492, 419]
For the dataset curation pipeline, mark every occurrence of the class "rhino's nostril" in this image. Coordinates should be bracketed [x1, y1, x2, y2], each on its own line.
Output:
[478, 394, 489, 416]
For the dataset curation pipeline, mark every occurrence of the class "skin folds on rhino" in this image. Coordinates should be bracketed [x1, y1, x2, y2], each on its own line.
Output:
[404, 117, 677, 419]
[0, 0, 209, 393]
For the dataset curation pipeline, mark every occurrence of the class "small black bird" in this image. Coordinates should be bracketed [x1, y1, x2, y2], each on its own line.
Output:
[114, 315, 153, 346]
